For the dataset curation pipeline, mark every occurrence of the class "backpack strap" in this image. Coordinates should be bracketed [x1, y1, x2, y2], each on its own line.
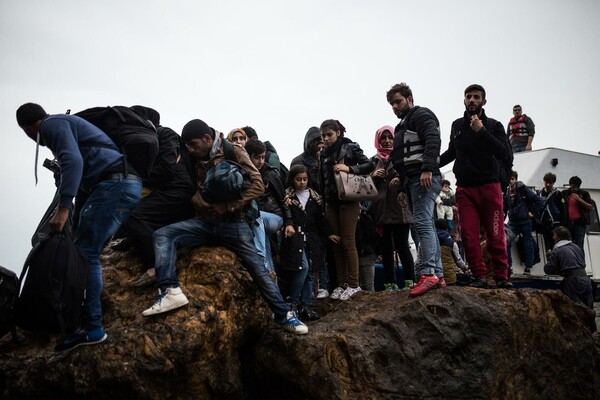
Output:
[222, 139, 238, 163]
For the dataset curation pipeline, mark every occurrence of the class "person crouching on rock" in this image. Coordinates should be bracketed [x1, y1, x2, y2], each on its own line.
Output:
[141, 119, 308, 335]
[544, 226, 596, 332]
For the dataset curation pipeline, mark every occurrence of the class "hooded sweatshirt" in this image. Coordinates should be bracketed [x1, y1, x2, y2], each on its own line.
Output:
[290, 126, 322, 190]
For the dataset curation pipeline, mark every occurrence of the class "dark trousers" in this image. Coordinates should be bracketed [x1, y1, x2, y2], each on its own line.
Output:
[381, 224, 415, 284]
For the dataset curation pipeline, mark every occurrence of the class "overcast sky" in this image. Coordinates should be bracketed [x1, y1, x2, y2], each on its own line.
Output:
[1, 0, 599, 274]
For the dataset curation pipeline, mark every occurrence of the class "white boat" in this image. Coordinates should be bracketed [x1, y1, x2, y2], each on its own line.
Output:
[443, 147, 600, 288]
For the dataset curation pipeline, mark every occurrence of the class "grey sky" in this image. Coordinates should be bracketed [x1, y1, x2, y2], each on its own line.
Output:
[1, 0, 599, 273]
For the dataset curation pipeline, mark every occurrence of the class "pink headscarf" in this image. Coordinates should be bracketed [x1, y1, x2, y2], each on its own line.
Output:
[374, 125, 395, 161]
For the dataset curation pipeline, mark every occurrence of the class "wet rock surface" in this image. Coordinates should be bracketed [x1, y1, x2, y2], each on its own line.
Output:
[1, 245, 599, 400]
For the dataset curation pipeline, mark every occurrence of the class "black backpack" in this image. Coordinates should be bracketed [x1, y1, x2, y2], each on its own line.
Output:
[14, 233, 88, 336]
[73, 106, 159, 181]
[485, 118, 514, 190]
[202, 140, 252, 203]
[0, 266, 18, 341]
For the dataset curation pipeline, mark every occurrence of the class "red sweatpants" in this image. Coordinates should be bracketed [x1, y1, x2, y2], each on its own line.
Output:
[456, 183, 508, 280]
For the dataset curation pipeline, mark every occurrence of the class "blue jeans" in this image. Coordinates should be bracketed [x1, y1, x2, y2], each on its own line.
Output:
[75, 177, 142, 331]
[153, 217, 290, 319]
[508, 222, 534, 268]
[253, 211, 283, 272]
[288, 247, 313, 307]
[408, 175, 442, 277]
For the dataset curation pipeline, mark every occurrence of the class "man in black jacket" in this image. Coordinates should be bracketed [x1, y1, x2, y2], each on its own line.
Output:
[387, 82, 443, 297]
[439, 84, 512, 288]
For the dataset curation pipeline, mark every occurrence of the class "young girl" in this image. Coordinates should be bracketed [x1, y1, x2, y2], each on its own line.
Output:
[280, 165, 335, 320]
[319, 119, 374, 300]
[370, 125, 415, 290]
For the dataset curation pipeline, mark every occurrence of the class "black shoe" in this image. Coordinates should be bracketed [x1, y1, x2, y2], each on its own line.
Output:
[467, 279, 488, 289]
[523, 268, 531, 275]
[299, 307, 320, 321]
[496, 279, 513, 289]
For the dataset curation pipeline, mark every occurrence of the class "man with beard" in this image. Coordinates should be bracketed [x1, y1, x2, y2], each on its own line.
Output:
[439, 84, 512, 288]
[387, 82, 444, 297]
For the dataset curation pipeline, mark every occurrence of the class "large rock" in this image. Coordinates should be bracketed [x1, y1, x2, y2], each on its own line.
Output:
[251, 288, 600, 400]
[0, 245, 272, 399]
[2, 245, 599, 399]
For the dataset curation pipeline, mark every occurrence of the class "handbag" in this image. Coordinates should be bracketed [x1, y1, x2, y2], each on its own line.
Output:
[334, 170, 378, 201]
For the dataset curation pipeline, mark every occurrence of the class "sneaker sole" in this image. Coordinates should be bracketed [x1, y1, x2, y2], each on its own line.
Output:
[283, 325, 308, 335]
[142, 298, 189, 317]
[55, 333, 107, 353]
[409, 283, 441, 297]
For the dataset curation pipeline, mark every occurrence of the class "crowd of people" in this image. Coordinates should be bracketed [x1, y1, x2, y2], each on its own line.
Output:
[15, 82, 597, 351]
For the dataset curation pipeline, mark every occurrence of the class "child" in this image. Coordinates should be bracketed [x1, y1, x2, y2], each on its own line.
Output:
[280, 165, 337, 321]
[245, 139, 289, 273]
[544, 226, 596, 331]
[435, 180, 455, 232]
[435, 219, 466, 286]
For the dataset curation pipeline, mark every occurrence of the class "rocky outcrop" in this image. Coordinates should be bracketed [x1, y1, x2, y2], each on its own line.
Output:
[0, 245, 271, 399]
[1, 245, 599, 400]
[251, 288, 600, 399]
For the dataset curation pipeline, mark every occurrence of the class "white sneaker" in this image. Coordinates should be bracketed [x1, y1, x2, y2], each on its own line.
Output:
[329, 287, 345, 300]
[142, 287, 189, 317]
[277, 311, 308, 335]
[340, 286, 362, 301]
[316, 288, 329, 299]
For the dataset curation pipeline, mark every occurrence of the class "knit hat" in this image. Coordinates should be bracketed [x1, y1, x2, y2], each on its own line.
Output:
[464, 84, 486, 99]
[181, 119, 213, 142]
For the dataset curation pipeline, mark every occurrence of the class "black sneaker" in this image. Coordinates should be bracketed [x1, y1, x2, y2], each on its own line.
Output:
[467, 279, 488, 288]
[54, 328, 107, 353]
[523, 268, 531, 275]
[299, 307, 320, 321]
[496, 279, 513, 289]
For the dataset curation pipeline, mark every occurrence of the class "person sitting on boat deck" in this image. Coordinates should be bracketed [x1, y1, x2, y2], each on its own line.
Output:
[141, 118, 307, 335]
[536, 172, 565, 253]
[544, 226, 596, 332]
[439, 84, 512, 289]
[562, 176, 594, 258]
[504, 170, 544, 275]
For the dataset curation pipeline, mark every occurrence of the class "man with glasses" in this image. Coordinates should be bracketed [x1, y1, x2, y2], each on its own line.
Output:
[507, 105, 535, 153]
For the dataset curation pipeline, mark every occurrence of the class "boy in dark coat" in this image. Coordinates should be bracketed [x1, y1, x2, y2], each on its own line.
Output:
[544, 226, 596, 332]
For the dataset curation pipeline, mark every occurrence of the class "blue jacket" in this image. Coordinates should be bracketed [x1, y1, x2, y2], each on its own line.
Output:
[504, 181, 544, 225]
[39, 114, 122, 209]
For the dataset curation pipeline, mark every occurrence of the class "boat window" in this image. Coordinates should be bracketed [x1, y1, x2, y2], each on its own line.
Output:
[589, 199, 599, 233]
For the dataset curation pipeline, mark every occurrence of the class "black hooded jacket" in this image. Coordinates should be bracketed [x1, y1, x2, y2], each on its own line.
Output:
[440, 109, 509, 187]
[291, 127, 321, 191]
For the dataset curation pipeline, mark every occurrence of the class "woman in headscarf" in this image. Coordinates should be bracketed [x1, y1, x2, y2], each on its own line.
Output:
[370, 125, 415, 290]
